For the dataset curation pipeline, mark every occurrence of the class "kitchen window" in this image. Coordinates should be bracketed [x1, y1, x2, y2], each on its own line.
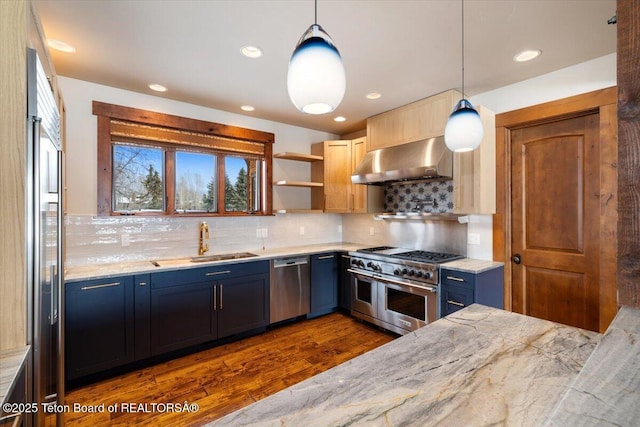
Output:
[93, 101, 274, 216]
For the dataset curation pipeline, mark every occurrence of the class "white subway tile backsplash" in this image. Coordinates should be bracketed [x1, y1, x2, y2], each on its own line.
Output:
[65, 213, 342, 267]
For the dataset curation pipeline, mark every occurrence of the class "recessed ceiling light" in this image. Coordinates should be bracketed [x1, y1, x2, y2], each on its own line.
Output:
[47, 39, 76, 53]
[148, 83, 168, 92]
[513, 49, 542, 62]
[241, 105, 255, 112]
[366, 92, 382, 100]
[241, 45, 263, 58]
[334, 116, 346, 122]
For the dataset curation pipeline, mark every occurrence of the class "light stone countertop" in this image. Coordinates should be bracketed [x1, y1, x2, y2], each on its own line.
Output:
[64, 242, 367, 282]
[546, 305, 640, 426]
[65, 243, 503, 282]
[208, 304, 601, 427]
[441, 258, 504, 273]
[0, 346, 29, 406]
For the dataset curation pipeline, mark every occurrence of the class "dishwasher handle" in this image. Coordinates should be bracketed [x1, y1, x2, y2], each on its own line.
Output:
[273, 257, 308, 268]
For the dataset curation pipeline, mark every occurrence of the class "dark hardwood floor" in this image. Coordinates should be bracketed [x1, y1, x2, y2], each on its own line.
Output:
[60, 312, 396, 427]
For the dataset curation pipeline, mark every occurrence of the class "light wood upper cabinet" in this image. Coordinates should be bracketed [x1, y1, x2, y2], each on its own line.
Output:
[453, 105, 496, 215]
[311, 138, 383, 213]
[367, 90, 462, 151]
[312, 140, 352, 213]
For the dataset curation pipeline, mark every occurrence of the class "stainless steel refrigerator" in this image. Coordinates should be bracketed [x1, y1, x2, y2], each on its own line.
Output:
[27, 47, 64, 427]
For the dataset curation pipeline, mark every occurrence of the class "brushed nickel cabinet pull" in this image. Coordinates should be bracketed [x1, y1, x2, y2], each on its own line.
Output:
[213, 285, 217, 311]
[447, 300, 465, 307]
[206, 270, 231, 276]
[318, 255, 334, 260]
[138, 282, 147, 286]
[219, 284, 223, 309]
[81, 282, 120, 291]
[446, 276, 465, 282]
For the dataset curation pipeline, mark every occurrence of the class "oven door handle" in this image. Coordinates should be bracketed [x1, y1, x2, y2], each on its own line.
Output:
[379, 276, 438, 293]
[348, 269, 437, 293]
[347, 269, 376, 278]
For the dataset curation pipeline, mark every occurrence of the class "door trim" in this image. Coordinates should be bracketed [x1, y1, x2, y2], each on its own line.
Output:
[493, 87, 618, 332]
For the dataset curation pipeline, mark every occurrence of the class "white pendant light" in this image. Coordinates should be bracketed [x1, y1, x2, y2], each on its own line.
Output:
[445, 0, 483, 153]
[287, 0, 345, 115]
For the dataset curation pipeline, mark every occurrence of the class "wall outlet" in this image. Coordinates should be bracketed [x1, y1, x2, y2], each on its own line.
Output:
[121, 233, 131, 247]
[369, 227, 375, 236]
[299, 226, 305, 235]
[256, 228, 262, 238]
[468, 233, 481, 245]
[262, 228, 268, 238]
[256, 228, 268, 238]
[338, 225, 342, 233]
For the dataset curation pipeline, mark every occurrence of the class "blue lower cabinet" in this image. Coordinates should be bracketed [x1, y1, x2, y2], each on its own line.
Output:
[150, 281, 217, 356]
[134, 274, 151, 360]
[66, 260, 270, 380]
[65, 275, 135, 381]
[149, 260, 270, 356]
[440, 266, 504, 317]
[309, 252, 339, 317]
[338, 253, 352, 311]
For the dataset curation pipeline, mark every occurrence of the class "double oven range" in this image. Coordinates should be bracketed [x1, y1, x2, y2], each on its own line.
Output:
[348, 246, 463, 335]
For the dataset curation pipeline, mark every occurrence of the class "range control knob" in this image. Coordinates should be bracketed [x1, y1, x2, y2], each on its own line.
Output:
[415, 271, 424, 278]
[408, 270, 416, 276]
[424, 271, 433, 280]
[394, 269, 401, 276]
[402, 268, 408, 275]
[357, 260, 365, 268]
[372, 264, 382, 272]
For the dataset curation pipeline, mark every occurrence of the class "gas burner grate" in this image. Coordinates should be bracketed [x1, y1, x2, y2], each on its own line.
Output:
[391, 251, 464, 264]
[357, 246, 398, 253]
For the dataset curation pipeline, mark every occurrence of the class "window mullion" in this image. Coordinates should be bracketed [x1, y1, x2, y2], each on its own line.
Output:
[165, 148, 176, 214]
[217, 155, 226, 214]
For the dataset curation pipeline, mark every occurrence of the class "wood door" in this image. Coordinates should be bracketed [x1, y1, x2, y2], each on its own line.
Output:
[511, 114, 600, 331]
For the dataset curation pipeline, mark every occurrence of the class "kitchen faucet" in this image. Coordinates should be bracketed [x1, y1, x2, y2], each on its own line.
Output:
[199, 221, 210, 255]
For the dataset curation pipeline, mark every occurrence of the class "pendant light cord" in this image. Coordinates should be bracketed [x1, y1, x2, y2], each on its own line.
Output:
[314, 0, 318, 25]
[461, 0, 465, 99]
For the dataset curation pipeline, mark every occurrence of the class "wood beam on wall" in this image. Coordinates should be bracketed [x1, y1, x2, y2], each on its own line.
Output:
[617, 0, 640, 308]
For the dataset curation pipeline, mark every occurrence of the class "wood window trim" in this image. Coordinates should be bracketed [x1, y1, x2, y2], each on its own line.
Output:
[93, 101, 274, 216]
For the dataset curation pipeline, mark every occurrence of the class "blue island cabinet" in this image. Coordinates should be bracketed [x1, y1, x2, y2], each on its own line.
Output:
[440, 266, 504, 317]
[65, 275, 136, 381]
[149, 260, 269, 356]
[309, 252, 339, 318]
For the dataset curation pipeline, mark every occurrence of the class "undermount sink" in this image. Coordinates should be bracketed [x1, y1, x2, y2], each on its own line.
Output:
[151, 252, 259, 267]
[189, 252, 258, 263]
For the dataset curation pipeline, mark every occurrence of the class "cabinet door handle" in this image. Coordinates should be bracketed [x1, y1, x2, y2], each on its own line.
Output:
[447, 300, 465, 307]
[80, 282, 120, 291]
[219, 284, 223, 309]
[446, 276, 465, 282]
[213, 285, 217, 311]
[318, 255, 334, 260]
[138, 282, 147, 286]
[206, 270, 231, 276]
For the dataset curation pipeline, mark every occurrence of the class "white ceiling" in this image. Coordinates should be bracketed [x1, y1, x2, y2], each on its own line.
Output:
[33, 0, 616, 135]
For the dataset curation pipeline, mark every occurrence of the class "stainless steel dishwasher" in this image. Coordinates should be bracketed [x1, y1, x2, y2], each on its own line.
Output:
[270, 256, 310, 323]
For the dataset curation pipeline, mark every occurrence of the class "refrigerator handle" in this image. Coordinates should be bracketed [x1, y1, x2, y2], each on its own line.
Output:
[51, 264, 58, 325]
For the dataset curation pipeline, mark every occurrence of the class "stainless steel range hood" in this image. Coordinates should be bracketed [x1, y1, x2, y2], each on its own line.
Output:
[351, 136, 453, 185]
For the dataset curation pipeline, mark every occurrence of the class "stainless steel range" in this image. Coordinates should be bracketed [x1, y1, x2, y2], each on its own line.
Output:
[348, 246, 463, 335]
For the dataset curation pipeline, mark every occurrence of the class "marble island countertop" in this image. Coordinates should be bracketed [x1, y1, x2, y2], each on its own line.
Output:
[64, 242, 502, 282]
[208, 304, 602, 427]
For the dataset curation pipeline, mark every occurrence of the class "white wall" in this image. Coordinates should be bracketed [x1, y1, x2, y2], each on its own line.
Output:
[59, 76, 339, 214]
[59, 77, 342, 265]
[60, 53, 617, 265]
[462, 52, 617, 260]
